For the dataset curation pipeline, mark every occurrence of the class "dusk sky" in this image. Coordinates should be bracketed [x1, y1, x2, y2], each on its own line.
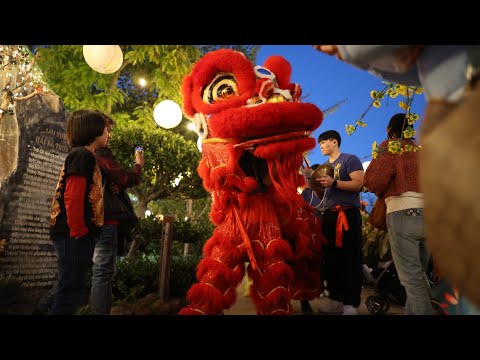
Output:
[255, 45, 427, 168]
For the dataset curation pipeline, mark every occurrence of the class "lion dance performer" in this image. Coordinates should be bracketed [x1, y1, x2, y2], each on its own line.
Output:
[179, 49, 326, 315]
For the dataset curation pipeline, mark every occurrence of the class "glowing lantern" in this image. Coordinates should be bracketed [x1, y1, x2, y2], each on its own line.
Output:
[153, 100, 182, 129]
[82, 45, 123, 74]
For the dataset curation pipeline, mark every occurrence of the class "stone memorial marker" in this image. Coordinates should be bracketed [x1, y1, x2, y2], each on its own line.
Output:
[0, 92, 69, 310]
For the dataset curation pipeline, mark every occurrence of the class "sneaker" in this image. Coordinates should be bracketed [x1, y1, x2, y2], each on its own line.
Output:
[317, 298, 344, 314]
[342, 305, 358, 315]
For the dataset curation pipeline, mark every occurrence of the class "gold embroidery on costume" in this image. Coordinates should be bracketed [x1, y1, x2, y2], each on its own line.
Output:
[89, 164, 104, 227]
[50, 165, 65, 227]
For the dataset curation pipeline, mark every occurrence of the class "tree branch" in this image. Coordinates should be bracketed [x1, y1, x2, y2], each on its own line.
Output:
[192, 197, 211, 221]
[105, 58, 131, 115]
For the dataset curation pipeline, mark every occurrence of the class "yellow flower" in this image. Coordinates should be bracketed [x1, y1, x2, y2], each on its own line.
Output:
[387, 88, 399, 98]
[370, 90, 384, 100]
[415, 87, 424, 94]
[356, 120, 367, 127]
[373, 100, 381, 108]
[403, 128, 416, 139]
[371, 141, 378, 159]
[388, 140, 402, 154]
[397, 85, 407, 97]
[399, 101, 409, 111]
[407, 112, 420, 125]
[345, 124, 356, 136]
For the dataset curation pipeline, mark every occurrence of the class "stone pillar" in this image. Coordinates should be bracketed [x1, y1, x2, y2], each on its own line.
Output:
[0, 93, 69, 299]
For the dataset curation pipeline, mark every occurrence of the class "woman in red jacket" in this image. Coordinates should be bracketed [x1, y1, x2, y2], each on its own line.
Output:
[363, 113, 434, 315]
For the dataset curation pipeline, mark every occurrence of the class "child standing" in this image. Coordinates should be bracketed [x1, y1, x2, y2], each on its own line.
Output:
[48, 109, 109, 315]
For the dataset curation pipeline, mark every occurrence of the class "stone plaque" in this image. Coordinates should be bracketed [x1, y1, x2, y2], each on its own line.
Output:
[0, 93, 68, 291]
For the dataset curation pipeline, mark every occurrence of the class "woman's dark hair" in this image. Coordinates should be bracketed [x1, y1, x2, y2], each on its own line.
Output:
[387, 113, 410, 139]
[67, 109, 107, 147]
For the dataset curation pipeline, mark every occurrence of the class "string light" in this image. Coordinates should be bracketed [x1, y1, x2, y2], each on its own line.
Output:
[0, 45, 51, 121]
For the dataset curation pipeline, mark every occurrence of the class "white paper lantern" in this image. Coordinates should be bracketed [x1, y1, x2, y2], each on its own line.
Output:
[83, 45, 123, 74]
[153, 100, 182, 129]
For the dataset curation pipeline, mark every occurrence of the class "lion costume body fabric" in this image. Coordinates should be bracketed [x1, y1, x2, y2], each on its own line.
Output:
[179, 49, 326, 315]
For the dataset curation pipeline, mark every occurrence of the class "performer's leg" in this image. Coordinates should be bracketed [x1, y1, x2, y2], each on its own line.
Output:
[281, 204, 324, 302]
[247, 237, 296, 315]
[179, 230, 245, 315]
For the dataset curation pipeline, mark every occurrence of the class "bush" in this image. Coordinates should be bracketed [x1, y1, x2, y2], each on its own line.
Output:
[130, 215, 163, 255]
[113, 253, 159, 303]
[112, 252, 201, 304]
[169, 255, 199, 298]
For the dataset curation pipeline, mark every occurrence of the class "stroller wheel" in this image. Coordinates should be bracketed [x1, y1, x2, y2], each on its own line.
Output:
[366, 294, 388, 315]
[382, 297, 390, 313]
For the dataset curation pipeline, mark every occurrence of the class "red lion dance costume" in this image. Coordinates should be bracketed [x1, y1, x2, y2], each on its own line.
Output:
[179, 49, 326, 315]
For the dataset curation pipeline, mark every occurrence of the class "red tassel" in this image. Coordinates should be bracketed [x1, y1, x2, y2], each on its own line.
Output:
[335, 205, 350, 248]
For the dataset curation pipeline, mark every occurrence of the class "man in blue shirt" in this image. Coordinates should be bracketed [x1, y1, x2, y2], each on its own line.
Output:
[315, 130, 364, 315]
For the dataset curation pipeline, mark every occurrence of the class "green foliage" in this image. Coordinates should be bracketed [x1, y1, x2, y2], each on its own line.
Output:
[131, 215, 163, 255]
[108, 123, 206, 207]
[197, 45, 260, 62]
[34, 45, 125, 112]
[34, 45, 260, 125]
[132, 211, 212, 258]
[113, 253, 159, 303]
[112, 252, 200, 303]
[169, 255, 199, 298]
[35, 45, 201, 114]
[173, 219, 202, 244]
[151, 197, 211, 221]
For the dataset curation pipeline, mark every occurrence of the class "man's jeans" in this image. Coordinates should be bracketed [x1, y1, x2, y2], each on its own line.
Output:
[387, 209, 434, 315]
[90, 224, 118, 315]
[49, 234, 95, 315]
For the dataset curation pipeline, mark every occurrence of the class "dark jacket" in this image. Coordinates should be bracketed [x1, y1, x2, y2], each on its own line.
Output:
[94, 147, 142, 221]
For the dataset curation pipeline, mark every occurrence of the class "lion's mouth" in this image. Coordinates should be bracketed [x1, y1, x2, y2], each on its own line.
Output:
[208, 102, 323, 141]
[234, 131, 310, 150]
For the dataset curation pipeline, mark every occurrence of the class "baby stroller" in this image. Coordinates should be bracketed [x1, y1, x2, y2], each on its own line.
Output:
[362, 260, 406, 315]
[363, 258, 446, 315]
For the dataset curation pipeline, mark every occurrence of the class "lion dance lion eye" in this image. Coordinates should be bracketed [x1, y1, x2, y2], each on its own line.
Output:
[201, 73, 238, 104]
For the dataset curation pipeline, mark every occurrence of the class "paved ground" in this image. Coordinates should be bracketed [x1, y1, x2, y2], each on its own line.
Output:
[224, 276, 404, 315]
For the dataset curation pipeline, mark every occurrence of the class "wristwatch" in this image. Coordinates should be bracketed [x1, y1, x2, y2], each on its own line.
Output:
[332, 179, 338, 188]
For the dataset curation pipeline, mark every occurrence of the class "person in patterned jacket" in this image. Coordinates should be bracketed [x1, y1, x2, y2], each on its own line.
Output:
[49, 109, 109, 315]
